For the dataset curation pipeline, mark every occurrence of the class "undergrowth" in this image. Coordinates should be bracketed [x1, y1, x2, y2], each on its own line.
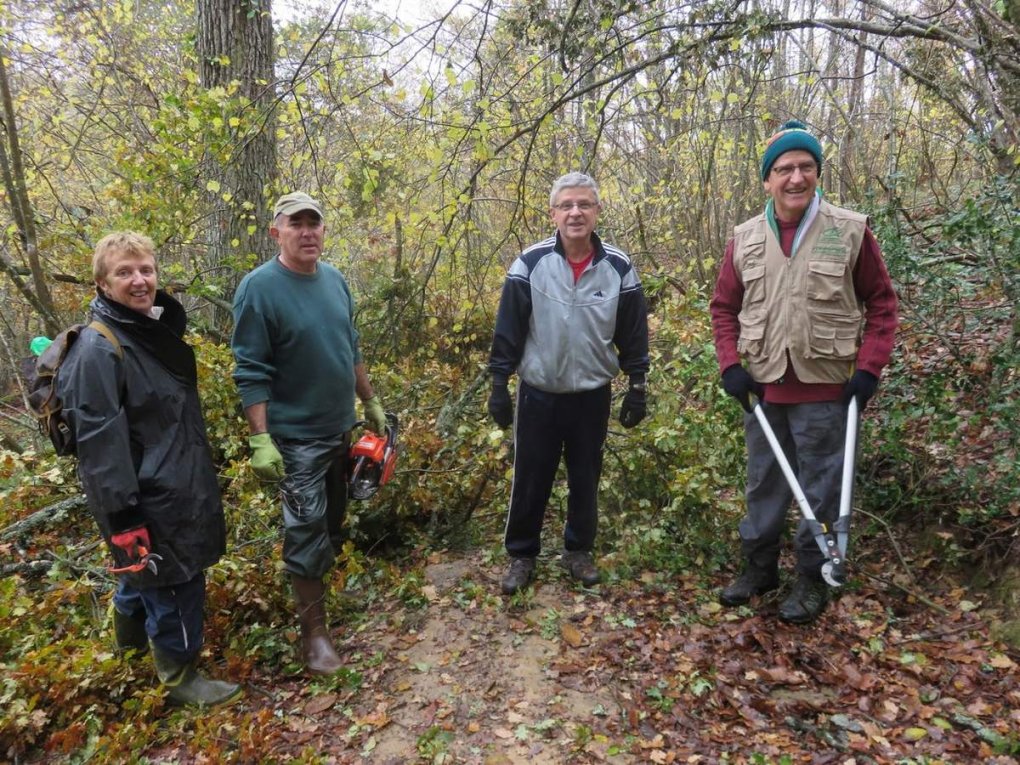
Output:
[1, 180, 1018, 759]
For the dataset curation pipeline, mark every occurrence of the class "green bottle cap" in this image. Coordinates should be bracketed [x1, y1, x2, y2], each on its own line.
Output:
[30, 336, 53, 356]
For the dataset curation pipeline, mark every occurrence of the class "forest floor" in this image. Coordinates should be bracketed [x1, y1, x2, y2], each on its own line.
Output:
[138, 547, 1020, 764]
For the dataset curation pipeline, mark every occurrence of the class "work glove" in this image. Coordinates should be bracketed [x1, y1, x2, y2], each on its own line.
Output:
[110, 526, 152, 563]
[362, 396, 387, 434]
[722, 364, 764, 414]
[619, 376, 647, 428]
[249, 432, 285, 481]
[842, 370, 878, 410]
[488, 381, 514, 429]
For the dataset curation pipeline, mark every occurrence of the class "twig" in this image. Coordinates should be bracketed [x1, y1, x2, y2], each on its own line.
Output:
[889, 621, 979, 645]
[857, 569, 952, 615]
[855, 507, 917, 585]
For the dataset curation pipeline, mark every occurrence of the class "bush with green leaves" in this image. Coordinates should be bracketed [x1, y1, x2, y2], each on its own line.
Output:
[862, 177, 1019, 557]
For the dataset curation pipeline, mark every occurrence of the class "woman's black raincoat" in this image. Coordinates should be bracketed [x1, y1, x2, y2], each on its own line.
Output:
[58, 291, 226, 588]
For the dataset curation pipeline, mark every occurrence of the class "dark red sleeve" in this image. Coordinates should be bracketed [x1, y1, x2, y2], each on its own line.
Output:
[709, 238, 743, 374]
[853, 227, 899, 377]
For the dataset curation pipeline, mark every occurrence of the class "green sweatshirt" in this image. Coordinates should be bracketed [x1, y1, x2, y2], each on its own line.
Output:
[231, 257, 363, 438]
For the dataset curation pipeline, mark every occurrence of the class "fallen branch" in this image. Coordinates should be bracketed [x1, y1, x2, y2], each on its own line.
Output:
[1, 495, 88, 541]
[1, 560, 51, 578]
[1, 539, 105, 580]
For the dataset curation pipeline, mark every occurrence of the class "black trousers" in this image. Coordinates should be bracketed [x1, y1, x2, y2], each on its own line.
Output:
[504, 380, 611, 559]
[276, 432, 350, 579]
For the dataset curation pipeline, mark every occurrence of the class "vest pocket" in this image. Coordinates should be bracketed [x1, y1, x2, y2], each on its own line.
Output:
[740, 264, 767, 305]
[737, 317, 766, 359]
[807, 315, 859, 359]
[806, 260, 847, 302]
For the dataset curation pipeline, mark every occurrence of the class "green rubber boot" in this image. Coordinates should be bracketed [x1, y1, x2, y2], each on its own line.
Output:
[152, 648, 243, 708]
[112, 607, 149, 655]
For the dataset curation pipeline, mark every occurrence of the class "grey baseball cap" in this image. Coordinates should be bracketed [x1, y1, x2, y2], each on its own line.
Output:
[273, 191, 323, 219]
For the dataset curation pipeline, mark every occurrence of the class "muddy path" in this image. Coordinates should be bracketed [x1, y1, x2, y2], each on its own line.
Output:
[156, 549, 1020, 764]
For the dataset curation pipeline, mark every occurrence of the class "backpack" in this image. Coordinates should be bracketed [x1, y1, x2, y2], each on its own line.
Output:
[27, 320, 123, 456]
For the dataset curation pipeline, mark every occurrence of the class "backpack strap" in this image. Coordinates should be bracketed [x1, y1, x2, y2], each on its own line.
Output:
[88, 320, 123, 359]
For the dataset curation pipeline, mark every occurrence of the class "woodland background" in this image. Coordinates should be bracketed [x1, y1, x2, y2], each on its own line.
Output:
[0, 0, 1018, 762]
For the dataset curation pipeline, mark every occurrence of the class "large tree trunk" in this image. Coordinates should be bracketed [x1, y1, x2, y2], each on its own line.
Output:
[196, 0, 277, 326]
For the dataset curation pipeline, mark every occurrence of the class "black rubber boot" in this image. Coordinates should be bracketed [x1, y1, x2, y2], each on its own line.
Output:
[112, 608, 149, 654]
[719, 562, 779, 606]
[501, 557, 536, 595]
[152, 649, 242, 708]
[778, 574, 829, 624]
[292, 575, 344, 675]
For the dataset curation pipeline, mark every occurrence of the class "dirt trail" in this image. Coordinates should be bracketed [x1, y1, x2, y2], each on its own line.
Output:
[214, 550, 1019, 764]
[339, 556, 630, 763]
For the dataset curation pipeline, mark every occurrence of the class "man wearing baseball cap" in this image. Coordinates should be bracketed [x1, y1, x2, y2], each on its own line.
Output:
[710, 120, 899, 623]
[231, 191, 388, 673]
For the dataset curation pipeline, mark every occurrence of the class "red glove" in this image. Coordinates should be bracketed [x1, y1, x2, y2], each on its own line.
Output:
[111, 527, 152, 560]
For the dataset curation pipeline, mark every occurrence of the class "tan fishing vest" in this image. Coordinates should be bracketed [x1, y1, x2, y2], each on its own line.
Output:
[732, 199, 867, 384]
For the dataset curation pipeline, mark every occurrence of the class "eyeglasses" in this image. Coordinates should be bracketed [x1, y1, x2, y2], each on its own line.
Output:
[771, 161, 818, 178]
[553, 201, 598, 211]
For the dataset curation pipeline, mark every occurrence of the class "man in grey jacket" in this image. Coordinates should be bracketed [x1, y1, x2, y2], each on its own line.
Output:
[488, 172, 650, 595]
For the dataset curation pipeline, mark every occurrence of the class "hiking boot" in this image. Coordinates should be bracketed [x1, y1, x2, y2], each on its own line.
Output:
[501, 557, 536, 595]
[152, 649, 243, 708]
[778, 574, 829, 624]
[560, 550, 601, 587]
[719, 564, 779, 607]
[112, 607, 149, 655]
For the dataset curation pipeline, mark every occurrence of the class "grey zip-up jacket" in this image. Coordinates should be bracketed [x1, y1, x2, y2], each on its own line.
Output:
[489, 231, 649, 393]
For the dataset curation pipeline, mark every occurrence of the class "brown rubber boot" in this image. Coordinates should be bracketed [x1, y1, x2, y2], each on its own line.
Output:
[291, 575, 344, 675]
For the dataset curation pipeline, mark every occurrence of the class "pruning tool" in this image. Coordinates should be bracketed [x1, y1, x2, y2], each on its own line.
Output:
[751, 395, 860, 587]
[108, 543, 163, 576]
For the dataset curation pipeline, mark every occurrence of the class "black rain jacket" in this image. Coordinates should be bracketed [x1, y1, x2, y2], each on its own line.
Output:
[58, 291, 226, 588]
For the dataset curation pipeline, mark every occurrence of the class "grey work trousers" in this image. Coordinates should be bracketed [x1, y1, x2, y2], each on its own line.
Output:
[740, 401, 847, 576]
[275, 432, 350, 579]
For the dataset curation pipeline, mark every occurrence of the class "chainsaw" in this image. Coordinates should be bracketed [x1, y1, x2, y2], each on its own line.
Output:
[348, 412, 399, 500]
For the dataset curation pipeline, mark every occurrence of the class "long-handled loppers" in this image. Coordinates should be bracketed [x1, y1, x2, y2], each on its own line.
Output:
[751, 395, 860, 587]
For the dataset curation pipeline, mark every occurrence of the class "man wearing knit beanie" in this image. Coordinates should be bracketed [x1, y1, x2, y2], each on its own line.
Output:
[709, 119, 899, 624]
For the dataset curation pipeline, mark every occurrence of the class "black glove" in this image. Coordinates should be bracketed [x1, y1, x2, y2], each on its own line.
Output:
[842, 370, 878, 410]
[722, 364, 764, 413]
[619, 376, 647, 428]
[488, 381, 513, 428]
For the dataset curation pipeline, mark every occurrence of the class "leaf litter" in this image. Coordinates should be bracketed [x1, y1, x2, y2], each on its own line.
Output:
[136, 550, 1020, 764]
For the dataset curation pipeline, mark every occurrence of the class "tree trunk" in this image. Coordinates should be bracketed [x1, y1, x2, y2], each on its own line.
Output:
[196, 0, 278, 326]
